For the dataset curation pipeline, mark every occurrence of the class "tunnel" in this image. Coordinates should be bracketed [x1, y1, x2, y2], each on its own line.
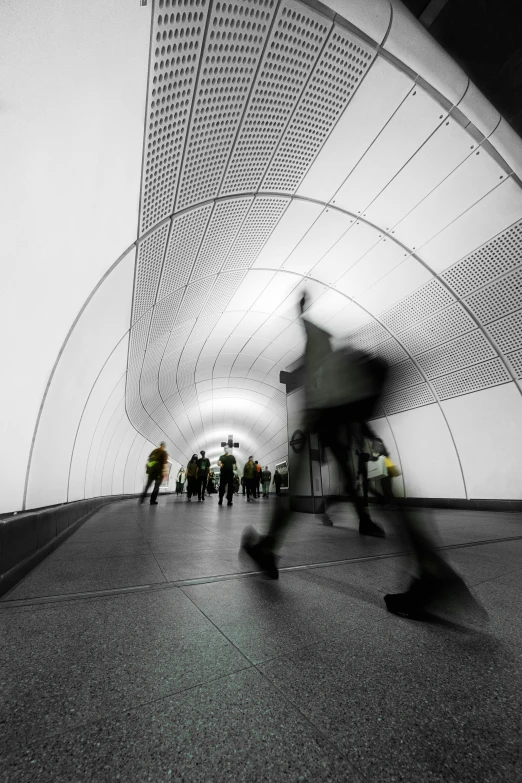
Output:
[1, 0, 522, 780]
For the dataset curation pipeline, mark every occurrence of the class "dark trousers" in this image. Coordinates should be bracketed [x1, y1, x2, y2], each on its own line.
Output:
[245, 478, 256, 500]
[198, 473, 208, 500]
[186, 476, 197, 498]
[274, 483, 282, 496]
[262, 406, 456, 583]
[141, 474, 162, 503]
[219, 472, 234, 503]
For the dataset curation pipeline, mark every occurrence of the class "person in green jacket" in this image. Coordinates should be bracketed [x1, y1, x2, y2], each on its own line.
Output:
[243, 456, 257, 502]
[140, 442, 168, 505]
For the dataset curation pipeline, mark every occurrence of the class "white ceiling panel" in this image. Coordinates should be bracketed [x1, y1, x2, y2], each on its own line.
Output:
[335, 238, 407, 298]
[332, 85, 446, 215]
[322, 301, 373, 337]
[230, 310, 270, 340]
[225, 270, 276, 313]
[304, 288, 349, 324]
[282, 208, 354, 275]
[242, 337, 272, 356]
[249, 357, 275, 376]
[262, 342, 294, 362]
[419, 177, 522, 273]
[256, 314, 294, 341]
[252, 272, 303, 316]
[297, 57, 413, 204]
[308, 220, 382, 286]
[362, 117, 478, 230]
[392, 148, 508, 251]
[221, 334, 252, 354]
[252, 200, 323, 270]
[212, 354, 236, 376]
[356, 256, 433, 316]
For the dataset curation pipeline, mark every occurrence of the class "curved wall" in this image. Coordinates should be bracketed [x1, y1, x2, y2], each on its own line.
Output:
[3, 0, 522, 514]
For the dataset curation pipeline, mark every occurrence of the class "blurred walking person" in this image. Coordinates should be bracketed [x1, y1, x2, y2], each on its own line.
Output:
[254, 460, 262, 498]
[241, 291, 386, 577]
[175, 467, 185, 496]
[186, 455, 198, 501]
[197, 450, 211, 501]
[273, 469, 283, 497]
[140, 442, 168, 505]
[243, 457, 257, 502]
[261, 466, 271, 498]
[218, 450, 236, 506]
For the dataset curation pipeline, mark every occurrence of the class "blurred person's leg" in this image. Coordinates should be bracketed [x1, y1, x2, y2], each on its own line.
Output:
[218, 474, 228, 504]
[226, 477, 234, 505]
[140, 475, 154, 503]
[150, 478, 162, 504]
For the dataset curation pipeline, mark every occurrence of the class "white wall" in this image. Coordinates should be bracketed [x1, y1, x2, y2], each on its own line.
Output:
[0, 0, 150, 512]
[385, 405, 466, 498]
[442, 383, 522, 500]
[26, 249, 135, 508]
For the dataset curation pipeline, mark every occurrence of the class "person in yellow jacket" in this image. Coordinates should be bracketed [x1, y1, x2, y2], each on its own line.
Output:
[140, 442, 168, 505]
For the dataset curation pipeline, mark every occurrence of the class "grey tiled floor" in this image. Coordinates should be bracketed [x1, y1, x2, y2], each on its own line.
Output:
[1, 495, 521, 782]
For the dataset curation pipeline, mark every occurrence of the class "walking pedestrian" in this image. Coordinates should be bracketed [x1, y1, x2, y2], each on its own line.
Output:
[261, 466, 271, 497]
[243, 456, 257, 502]
[241, 291, 386, 577]
[254, 460, 262, 498]
[186, 454, 198, 501]
[197, 450, 211, 501]
[140, 442, 168, 505]
[175, 467, 185, 496]
[218, 450, 236, 506]
[273, 469, 283, 496]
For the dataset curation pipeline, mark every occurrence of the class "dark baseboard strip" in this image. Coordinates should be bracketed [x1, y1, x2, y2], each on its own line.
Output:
[0, 494, 145, 598]
[291, 495, 522, 513]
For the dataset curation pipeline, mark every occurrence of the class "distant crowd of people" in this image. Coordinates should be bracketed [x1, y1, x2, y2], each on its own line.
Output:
[140, 445, 284, 508]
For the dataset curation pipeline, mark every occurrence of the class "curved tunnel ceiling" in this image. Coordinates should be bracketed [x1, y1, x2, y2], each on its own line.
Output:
[126, 0, 522, 470]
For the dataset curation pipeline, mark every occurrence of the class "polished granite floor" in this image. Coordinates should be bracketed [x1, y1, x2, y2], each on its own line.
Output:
[1, 494, 521, 782]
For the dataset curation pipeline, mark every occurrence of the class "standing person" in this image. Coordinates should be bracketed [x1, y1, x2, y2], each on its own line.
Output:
[241, 475, 246, 496]
[176, 467, 185, 496]
[197, 450, 211, 502]
[207, 471, 215, 495]
[243, 457, 257, 502]
[218, 450, 236, 506]
[273, 469, 283, 497]
[233, 469, 240, 495]
[140, 442, 168, 505]
[261, 466, 271, 498]
[186, 454, 198, 501]
[254, 461, 262, 498]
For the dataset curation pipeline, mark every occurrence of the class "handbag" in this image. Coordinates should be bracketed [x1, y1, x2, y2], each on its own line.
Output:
[384, 457, 401, 478]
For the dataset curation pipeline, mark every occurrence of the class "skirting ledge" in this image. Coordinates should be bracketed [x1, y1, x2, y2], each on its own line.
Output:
[290, 496, 522, 514]
[0, 494, 171, 598]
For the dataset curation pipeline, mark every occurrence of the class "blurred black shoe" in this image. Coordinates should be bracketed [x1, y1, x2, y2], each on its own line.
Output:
[240, 527, 278, 579]
[359, 520, 385, 538]
[150, 501, 159, 505]
[227, 501, 233, 506]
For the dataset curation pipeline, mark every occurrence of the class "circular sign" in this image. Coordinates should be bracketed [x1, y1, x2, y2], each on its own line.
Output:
[290, 429, 306, 453]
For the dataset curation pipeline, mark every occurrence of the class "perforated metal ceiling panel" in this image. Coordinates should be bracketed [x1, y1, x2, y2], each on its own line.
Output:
[126, 0, 522, 468]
